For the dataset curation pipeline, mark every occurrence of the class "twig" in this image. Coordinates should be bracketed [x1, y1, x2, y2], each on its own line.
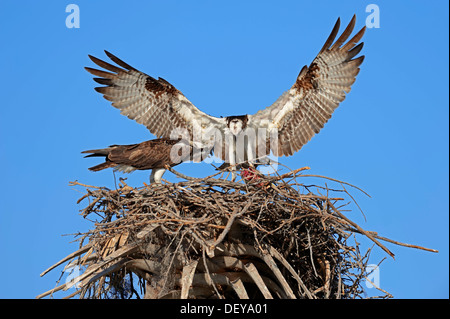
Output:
[300, 174, 371, 198]
[328, 201, 395, 259]
[40, 166, 436, 300]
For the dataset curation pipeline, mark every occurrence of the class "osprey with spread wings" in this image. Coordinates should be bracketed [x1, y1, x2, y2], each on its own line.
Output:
[84, 15, 365, 181]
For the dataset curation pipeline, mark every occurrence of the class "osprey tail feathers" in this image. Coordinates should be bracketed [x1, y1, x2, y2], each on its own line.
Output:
[82, 146, 138, 173]
[81, 147, 115, 172]
[81, 147, 113, 158]
[87, 161, 116, 172]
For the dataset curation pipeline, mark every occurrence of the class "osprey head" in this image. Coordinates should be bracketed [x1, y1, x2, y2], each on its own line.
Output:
[226, 115, 248, 136]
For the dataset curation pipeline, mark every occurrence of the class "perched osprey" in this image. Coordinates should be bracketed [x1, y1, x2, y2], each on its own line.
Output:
[85, 15, 365, 179]
[82, 138, 193, 183]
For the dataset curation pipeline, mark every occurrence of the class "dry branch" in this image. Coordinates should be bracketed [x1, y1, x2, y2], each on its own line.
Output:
[39, 166, 437, 299]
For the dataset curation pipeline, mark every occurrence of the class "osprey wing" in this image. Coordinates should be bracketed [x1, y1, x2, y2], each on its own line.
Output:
[249, 15, 365, 157]
[86, 51, 224, 140]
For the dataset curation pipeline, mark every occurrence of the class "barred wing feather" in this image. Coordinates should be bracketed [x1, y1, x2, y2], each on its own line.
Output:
[249, 15, 366, 157]
[85, 51, 224, 140]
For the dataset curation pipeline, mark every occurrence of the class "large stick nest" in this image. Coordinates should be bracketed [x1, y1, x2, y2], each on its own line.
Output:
[38, 166, 436, 299]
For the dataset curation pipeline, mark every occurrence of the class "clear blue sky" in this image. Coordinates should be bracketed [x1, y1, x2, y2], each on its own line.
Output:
[0, 1, 448, 299]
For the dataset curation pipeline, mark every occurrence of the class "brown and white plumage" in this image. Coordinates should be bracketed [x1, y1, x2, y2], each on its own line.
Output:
[85, 52, 226, 149]
[82, 138, 193, 183]
[248, 15, 366, 157]
[85, 15, 366, 174]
